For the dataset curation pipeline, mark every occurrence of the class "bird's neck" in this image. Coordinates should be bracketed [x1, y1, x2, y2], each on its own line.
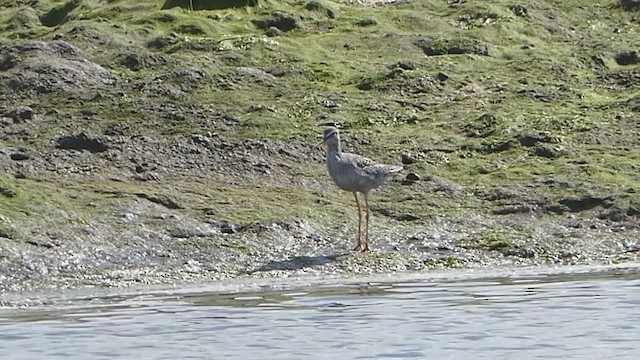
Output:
[326, 142, 341, 154]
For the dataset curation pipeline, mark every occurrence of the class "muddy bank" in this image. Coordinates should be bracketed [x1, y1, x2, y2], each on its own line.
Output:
[1, 0, 639, 294]
[1, 188, 638, 294]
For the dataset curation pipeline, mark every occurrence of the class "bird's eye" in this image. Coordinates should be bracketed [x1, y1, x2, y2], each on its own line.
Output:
[324, 131, 336, 141]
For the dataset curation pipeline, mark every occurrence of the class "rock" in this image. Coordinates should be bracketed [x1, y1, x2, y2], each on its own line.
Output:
[235, 67, 277, 83]
[174, 67, 207, 84]
[591, 55, 606, 67]
[534, 145, 562, 158]
[10, 152, 29, 161]
[406, 172, 420, 181]
[516, 88, 555, 102]
[627, 95, 640, 112]
[103, 123, 126, 136]
[518, 132, 551, 146]
[493, 204, 533, 215]
[162, 0, 259, 10]
[400, 153, 417, 165]
[6, 7, 41, 31]
[474, 187, 518, 201]
[26, 238, 56, 248]
[375, 207, 420, 221]
[265, 26, 284, 37]
[485, 140, 516, 153]
[424, 175, 464, 193]
[0, 185, 17, 198]
[396, 112, 419, 124]
[147, 35, 180, 49]
[436, 72, 450, 82]
[44, 108, 66, 118]
[168, 225, 212, 238]
[402, 172, 420, 185]
[503, 247, 536, 259]
[414, 36, 490, 56]
[134, 172, 161, 182]
[0, 227, 16, 239]
[464, 113, 497, 138]
[56, 133, 109, 153]
[0, 41, 116, 95]
[508, 4, 529, 18]
[356, 18, 377, 27]
[135, 192, 182, 209]
[397, 214, 421, 221]
[119, 52, 168, 71]
[5, 106, 33, 123]
[39, 0, 80, 27]
[252, 12, 300, 32]
[388, 61, 417, 70]
[303, 1, 336, 18]
[80, 109, 96, 118]
[618, 0, 640, 11]
[544, 204, 569, 215]
[357, 81, 374, 91]
[134, 163, 152, 174]
[0, 51, 19, 71]
[174, 23, 206, 35]
[209, 220, 238, 234]
[385, 66, 405, 79]
[599, 206, 630, 222]
[155, 13, 178, 23]
[614, 51, 639, 65]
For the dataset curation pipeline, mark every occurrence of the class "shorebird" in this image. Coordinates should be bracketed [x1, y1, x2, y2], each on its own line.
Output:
[320, 127, 402, 251]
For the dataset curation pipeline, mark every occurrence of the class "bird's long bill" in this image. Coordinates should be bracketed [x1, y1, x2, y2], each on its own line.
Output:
[314, 139, 324, 149]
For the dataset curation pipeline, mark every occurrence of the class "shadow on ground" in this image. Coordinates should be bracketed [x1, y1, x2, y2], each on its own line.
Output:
[248, 253, 347, 274]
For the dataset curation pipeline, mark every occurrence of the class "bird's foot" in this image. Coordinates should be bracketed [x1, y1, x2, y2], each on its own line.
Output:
[353, 243, 363, 252]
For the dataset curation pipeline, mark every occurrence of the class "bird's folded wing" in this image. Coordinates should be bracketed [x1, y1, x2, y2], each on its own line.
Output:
[350, 154, 377, 169]
[347, 153, 396, 176]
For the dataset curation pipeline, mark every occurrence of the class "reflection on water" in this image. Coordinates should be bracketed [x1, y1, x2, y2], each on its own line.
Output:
[1, 266, 639, 359]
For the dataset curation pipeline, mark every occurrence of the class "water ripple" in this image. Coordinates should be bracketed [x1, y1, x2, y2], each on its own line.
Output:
[1, 266, 639, 359]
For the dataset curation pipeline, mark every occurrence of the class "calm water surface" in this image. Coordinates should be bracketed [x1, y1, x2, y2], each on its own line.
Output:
[1, 266, 639, 359]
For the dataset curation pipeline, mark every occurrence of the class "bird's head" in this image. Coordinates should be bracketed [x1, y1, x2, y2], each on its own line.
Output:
[319, 126, 339, 146]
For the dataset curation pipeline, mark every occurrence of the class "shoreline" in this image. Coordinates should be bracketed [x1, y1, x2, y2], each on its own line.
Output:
[3, 262, 640, 309]
[1, 1, 638, 301]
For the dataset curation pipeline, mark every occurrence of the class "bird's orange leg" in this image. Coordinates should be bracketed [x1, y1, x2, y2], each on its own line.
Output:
[363, 193, 370, 252]
[353, 192, 363, 251]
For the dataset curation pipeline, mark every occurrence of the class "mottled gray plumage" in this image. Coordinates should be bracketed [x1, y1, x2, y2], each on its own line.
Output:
[321, 126, 402, 251]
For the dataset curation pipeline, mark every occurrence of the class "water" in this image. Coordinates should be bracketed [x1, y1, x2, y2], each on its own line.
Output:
[1, 265, 639, 360]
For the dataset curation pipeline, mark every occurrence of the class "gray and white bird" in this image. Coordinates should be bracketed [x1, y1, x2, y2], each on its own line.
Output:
[320, 127, 402, 251]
